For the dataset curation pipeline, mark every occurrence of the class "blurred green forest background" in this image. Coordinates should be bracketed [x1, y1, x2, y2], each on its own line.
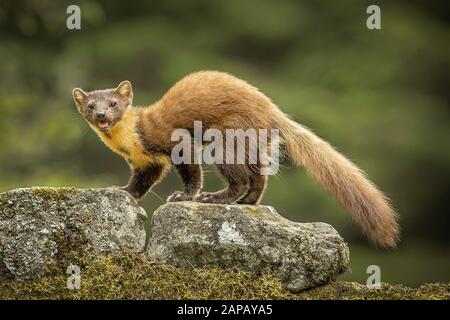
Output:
[0, 0, 449, 286]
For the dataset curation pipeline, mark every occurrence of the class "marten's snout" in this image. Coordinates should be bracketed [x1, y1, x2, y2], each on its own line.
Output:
[95, 111, 110, 130]
[96, 111, 106, 120]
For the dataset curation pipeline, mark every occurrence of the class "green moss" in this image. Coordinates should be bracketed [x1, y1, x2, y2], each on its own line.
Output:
[30, 187, 75, 201]
[45, 229, 92, 275]
[0, 251, 447, 300]
[243, 207, 262, 218]
[243, 207, 289, 227]
[243, 207, 278, 222]
[294, 282, 450, 300]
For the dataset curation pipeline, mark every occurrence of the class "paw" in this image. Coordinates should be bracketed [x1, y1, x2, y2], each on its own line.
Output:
[167, 191, 195, 202]
[195, 192, 215, 203]
[194, 192, 233, 204]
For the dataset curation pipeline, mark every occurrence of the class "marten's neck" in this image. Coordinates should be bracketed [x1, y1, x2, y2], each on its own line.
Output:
[108, 106, 140, 138]
[90, 106, 170, 169]
[90, 106, 137, 138]
[91, 106, 141, 163]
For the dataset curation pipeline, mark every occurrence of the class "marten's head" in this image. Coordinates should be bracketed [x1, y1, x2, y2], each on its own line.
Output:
[72, 81, 133, 132]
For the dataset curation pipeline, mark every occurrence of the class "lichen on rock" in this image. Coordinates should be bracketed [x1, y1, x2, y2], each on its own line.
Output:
[0, 187, 147, 281]
[146, 201, 350, 292]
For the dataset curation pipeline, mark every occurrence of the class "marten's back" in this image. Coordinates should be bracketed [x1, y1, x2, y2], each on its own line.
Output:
[155, 71, 278, 130]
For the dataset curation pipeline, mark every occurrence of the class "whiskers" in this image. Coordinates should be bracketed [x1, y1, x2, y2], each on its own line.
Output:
[149, 189, 164, 203]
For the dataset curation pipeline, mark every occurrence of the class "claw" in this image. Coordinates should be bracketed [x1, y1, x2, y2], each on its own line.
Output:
[167, 191, 195, 202]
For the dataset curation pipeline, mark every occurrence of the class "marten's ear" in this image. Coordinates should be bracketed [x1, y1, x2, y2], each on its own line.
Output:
[115, 80, 133, 105]
[72, 88, 87, 110]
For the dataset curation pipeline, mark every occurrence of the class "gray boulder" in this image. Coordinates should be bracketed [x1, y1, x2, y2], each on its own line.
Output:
[147, 202, 350, 292]
[0, 187, 146, 281]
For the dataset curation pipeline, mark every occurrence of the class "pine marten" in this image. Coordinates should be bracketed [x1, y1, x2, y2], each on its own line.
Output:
[72, 70, 399, 247]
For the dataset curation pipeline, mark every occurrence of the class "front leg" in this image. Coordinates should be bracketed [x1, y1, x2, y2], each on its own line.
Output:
[121, 164, 167, 200]
[167, 163, 203, 202]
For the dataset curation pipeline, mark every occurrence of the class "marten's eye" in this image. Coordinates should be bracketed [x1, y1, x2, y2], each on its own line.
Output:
[110, 101, 117, 107]
[87, 104, 95, 110]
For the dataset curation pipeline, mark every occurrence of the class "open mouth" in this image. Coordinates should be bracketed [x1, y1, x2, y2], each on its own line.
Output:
[97, 121, 110, 130]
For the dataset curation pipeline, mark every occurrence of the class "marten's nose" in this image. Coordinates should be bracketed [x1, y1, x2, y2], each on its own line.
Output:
[96, 112, 106, 119]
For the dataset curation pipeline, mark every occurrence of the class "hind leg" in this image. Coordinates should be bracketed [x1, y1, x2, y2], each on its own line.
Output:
[196, 164, 249, 204]
[237, 174, 267, 205]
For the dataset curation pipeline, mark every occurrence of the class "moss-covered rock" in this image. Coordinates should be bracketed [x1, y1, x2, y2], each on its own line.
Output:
[0, 187, 147, 281]
[0, 251, 447, 300]
[3, 188, 444, 300]
[147, 202, 350, 292]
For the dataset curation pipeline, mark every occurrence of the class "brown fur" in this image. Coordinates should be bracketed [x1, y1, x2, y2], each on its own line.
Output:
[73, 70, 400, 247]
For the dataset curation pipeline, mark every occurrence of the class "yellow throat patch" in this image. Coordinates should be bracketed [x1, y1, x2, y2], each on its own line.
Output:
[91, 108, 170, 169]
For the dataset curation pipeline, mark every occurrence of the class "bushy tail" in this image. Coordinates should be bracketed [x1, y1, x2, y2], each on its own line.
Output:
[274, 113, 400, 247]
